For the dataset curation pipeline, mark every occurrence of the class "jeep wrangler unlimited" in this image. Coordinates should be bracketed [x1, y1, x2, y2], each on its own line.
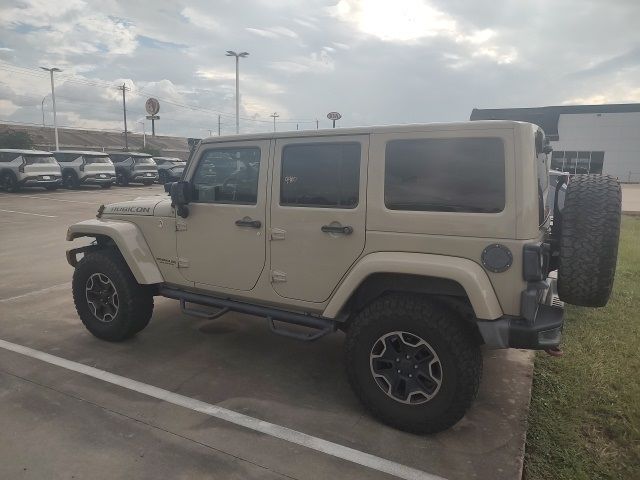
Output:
[66, 121, 621, 433]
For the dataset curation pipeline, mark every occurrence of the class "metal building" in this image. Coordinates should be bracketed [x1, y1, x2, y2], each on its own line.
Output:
[471, 104, 640, 182]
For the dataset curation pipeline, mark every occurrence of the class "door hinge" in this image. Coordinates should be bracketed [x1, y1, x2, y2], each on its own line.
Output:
[176, 221, 187, 232]
[270, 270, 287, 283]
[270, 228, 286, 241]
[177, 258, 190, 268]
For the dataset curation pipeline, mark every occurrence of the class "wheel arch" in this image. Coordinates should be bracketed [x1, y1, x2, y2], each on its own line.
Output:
[323, 252, 503, 320]
[66, 219, 164, 285]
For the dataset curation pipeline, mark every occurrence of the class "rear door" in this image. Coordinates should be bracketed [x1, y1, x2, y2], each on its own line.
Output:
[269, 136, 368, 302]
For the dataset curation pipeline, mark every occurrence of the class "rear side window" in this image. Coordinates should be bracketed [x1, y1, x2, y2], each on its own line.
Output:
[0, 152, 19, 162]
[280, 142, 361, 208]
[384, 137, 505, 213]
[24, 155, 57, 164]
[85, 155, 111, 164]
[134, 157, 155, 165]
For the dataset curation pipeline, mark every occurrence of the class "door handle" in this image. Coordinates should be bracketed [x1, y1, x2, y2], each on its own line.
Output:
[321, 225, 353, 235]
[235, 218, 261, 228]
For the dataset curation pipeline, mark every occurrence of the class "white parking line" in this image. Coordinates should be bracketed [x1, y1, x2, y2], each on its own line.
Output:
[17, 195, 96, 205]
[0, 282, 71, 302]
[0, 338, 444, 480]
[0, 208, 57, 218]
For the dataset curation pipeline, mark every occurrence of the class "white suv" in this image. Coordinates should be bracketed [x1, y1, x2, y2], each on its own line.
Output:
[53, 150, 116, 189]
[109, 152, 158, 186]
[0, 149, 62, 192]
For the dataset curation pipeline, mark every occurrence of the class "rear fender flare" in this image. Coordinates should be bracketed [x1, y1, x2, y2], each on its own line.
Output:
[323, 252, 503, 320]
[66, 218, 163, 285]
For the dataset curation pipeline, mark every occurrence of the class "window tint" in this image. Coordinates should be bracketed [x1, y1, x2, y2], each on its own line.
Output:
[0, 152, 19, 163]
[192, 147, 261, 204]
[385, 137, 505, 213]
[109, 154, 129, 163]
[134, 157, 155, 165]
[280, 142, 360, 208]
[85, 155, 111, 164]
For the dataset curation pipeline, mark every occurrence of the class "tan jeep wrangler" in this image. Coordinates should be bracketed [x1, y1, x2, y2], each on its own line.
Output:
[66, 121, 621, 433]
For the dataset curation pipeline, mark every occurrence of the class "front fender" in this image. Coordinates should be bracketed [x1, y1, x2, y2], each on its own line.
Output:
[323, 252, 503, 320]
[66, 218, 163, 285]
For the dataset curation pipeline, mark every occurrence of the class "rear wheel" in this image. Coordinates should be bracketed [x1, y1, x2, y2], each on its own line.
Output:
[100, 182, 112, 189]
[345, 294, 482, 434]
[1, 172, 19, 192]
[45, 184, 59, 191]
[72, 250, 154, 341]
[63, 171, 79, 189]
[557, 175, 621, 307]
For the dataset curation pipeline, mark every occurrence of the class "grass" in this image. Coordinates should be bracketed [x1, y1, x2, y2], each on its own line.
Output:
[524, 216, 640, 480]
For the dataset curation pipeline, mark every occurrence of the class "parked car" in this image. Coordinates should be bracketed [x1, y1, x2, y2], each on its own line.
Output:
[154, 156, 186, 184]
[53, 150, 116, 189]
[108, 152, 158, 186]
[67, 121, 621, 434]
[0, 149, 62, 192]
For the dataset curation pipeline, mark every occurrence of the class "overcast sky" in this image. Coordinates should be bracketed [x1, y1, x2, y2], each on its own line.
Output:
[0, 0, 639, 137]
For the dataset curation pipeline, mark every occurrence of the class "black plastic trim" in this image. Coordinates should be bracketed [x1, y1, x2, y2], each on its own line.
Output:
[508, 304, 564, 349]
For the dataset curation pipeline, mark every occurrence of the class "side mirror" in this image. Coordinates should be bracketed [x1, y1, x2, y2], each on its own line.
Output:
[169, 181, 191, 218]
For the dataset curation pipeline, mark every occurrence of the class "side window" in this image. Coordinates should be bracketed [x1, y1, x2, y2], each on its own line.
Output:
[0, 152, 19, 163]
[385, 137, 505, 213]
[192, 147, 261, 204]
[280, 142, 361, 208]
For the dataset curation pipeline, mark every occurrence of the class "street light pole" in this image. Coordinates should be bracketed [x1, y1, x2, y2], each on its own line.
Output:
[225, 50, 249, 134]
[138, 121, 146, 148]
[40, 67, 61, 150]
[270, 112, 279, 132]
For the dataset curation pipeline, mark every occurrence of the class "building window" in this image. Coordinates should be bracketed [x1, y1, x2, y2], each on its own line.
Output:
[550, 151, 604, 174]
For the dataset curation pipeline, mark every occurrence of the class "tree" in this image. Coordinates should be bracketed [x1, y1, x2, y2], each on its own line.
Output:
[0, 131, 34, 149]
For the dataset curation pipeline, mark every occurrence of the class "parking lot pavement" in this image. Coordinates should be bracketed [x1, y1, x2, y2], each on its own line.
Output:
[0, 185, 534, 480]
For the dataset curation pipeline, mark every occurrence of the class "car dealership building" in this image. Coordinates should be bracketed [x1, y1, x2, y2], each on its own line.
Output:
[471, 104, 640, 182]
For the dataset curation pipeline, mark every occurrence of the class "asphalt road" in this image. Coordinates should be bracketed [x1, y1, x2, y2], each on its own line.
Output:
[0, 184, 533, 480]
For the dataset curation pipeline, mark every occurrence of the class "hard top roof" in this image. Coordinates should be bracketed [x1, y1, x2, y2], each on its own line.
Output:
[199, 120, 532, 145]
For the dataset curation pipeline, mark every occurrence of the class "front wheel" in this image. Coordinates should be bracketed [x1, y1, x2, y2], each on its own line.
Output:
[345, 294, 482, 434]
[72, 250, 154, 341]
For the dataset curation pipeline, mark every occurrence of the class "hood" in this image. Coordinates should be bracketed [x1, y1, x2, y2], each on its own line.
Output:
[101, 196, 168, 216]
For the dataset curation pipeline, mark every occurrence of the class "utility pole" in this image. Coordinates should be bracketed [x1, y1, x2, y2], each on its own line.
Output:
[41, 96, 46, 127]
[316, 119, 319, 130]
[270, 112, 279, 132]
[40, 67, 61, 150]
[296, 123, 299, 131]
[218, 114, 221, 135]
[226, 50, 249, 134]
[118, 83, 129, 150]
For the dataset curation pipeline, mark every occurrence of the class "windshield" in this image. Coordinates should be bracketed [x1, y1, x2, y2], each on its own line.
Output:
[85, 155, 112, 164]
[134, 157, 155, 165]
[25, 155, 57, 164]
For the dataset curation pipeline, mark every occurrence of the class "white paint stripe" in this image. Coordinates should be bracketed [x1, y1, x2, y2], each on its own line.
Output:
[0, 282, 71, 303]
[0, 208, 57, 218]
[17, 195, 95, 205]
[0, 338, 444, 480]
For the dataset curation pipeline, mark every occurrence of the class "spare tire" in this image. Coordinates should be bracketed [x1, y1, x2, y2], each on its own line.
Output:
[557, 174, 621, 307]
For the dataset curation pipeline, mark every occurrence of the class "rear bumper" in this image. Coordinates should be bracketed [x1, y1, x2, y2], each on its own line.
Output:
[132, 172, 158, 182]
[477, 276, 564, 349]
[81, 173, 114, 184]
[19, 175, 62, 186]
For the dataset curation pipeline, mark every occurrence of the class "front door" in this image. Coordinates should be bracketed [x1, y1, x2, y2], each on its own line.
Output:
[270, 136, 368, 302]
[176, 141, 269, 291]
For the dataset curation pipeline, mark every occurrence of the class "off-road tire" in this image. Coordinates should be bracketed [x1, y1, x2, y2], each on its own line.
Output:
[63, 170, 80, 189]
[557, 174, 621, 307]
[345, 294, 482, 434]
[100, 183, 112, 189]
[72, 249, 154, 341]
[1, 172, 19, 192]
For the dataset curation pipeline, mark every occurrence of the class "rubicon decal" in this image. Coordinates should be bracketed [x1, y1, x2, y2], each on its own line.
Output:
[105, 206, 151, 214]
